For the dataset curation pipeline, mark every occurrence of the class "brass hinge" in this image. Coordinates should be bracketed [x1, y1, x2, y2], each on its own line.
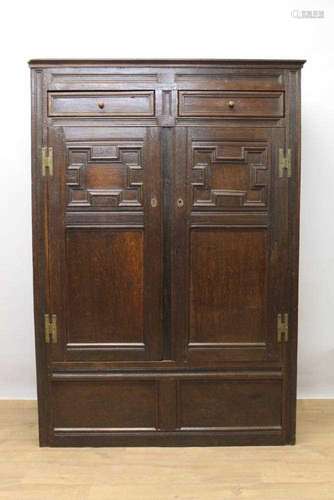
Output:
[279, 148, 291, 178]
[41, 147, 53, 176]
[44, 313, 57, 344]
[277, 313, 289, 343]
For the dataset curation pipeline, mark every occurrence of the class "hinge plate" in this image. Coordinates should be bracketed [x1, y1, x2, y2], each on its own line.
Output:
[277, 313, 288, 343]
[279, 148, 291, 178]
[42, 147, 53, 176]
[44, 313, 57, 344]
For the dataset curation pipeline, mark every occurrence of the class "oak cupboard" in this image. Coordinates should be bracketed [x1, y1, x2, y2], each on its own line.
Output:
[29, 59, 305, 446]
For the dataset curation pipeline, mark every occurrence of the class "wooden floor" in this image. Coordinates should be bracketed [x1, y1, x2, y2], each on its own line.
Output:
[0, 400, 333, 499]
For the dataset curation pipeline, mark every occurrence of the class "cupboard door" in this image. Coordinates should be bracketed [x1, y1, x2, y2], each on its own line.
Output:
[47, 126, 162, 362]
[175, 127, 287, 364]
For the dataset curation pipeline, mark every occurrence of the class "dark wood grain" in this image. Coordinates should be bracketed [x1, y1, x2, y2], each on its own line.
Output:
[66, 229, 144, 346]
[29, 59, 304, 447]
[52, 379, 157, 430]
[179, 378, 282, 429]
[189, 229, 268, 346]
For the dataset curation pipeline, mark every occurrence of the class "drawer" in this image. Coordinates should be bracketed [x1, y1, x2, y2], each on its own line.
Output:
[48, 91, 155, 117]
[178, 91, 284, 118]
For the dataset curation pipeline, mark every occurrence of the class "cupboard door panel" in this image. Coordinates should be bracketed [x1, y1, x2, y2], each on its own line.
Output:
[66, 229, 144, 347]
[179, 127, 286, 364]
[66, 139, 144, 209]
[190, 228, 268, 346]
[48, 127, 162, 362]
[191, 138, 270, 210]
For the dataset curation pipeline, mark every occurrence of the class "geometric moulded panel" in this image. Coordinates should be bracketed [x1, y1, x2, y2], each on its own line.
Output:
[66, 142, 144, 209]
[192, 142, 270, 210]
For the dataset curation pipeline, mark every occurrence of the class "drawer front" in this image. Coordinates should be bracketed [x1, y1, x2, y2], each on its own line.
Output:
[48, 91, 155, 117]
[178, 91, 284, 118]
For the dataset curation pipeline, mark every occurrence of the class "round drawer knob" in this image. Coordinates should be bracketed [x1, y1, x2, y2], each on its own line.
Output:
[98, 102, 105, 109]
[177, 198, 184, 208]
[228, 100, 235, 108]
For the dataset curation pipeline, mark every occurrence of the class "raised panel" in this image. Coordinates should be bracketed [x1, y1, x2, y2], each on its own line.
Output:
[48, 91, 155, 117]
[189, 229, 268, 347]
[179, 91, 284, 118]
[52, 380, 157, 430]
[179, 378, 282, 430]
[65, 229, 144, 349]
[66, 142, 143, 209]
[191, 141, 270, 210]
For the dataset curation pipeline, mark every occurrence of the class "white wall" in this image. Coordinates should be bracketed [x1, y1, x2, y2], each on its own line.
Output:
[0, 0, 333, 398]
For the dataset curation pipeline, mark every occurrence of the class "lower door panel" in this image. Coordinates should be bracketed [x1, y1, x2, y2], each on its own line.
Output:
[49, 372, 285, 446]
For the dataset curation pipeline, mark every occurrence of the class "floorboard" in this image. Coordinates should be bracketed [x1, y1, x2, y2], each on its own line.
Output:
[0, 400, 333, 499]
